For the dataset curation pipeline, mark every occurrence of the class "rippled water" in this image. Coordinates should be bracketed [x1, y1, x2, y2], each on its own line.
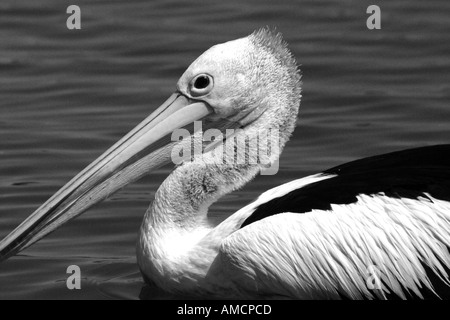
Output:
[0, 0, 449, 299]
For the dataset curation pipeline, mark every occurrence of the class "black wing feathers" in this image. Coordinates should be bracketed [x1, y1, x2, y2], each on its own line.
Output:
[241, 145, 450, 228]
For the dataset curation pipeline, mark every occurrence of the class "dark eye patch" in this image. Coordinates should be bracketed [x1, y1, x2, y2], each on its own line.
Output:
[194, 76, 210, 89]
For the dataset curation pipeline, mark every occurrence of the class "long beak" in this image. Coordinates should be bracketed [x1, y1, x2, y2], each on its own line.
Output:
[0, 93, 213, 262]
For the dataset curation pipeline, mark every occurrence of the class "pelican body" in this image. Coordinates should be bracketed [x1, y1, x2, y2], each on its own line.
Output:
[1, 28, 450, 299]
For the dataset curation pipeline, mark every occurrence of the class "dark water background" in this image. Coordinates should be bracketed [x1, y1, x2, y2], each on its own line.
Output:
[0, 0, 449, 299]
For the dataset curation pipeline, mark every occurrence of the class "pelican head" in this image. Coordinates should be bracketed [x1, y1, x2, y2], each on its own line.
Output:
[0, 28, 301, 262]
[177, 29, 300, 124]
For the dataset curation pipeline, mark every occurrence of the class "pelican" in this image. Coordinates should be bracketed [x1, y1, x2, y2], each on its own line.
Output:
[1, 28, 450, 300]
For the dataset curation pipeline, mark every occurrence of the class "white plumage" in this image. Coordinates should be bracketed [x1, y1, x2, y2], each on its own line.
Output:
[217, 191, 450, 299]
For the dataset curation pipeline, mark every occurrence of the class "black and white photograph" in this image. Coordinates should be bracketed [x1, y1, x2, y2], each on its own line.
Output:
[0, 0, 450, 303]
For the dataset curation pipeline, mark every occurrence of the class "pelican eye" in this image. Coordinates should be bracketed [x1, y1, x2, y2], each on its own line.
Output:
[190, 74, 213, 97]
